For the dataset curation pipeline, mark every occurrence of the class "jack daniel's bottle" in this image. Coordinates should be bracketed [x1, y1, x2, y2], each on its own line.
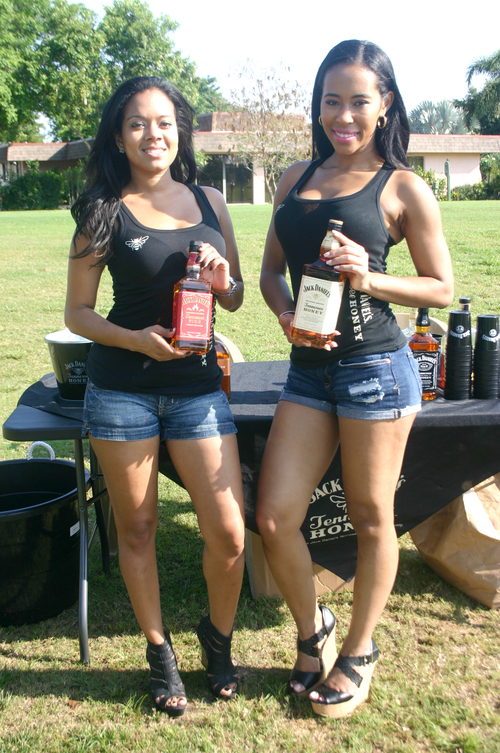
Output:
[171, 241, 213, 353]
[408, 308, 439, 400]
[291, 219, 346, 347]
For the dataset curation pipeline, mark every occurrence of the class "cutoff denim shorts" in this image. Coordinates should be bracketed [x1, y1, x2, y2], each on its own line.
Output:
[280, 344, 422, 420]
[82, 381, 237, 441]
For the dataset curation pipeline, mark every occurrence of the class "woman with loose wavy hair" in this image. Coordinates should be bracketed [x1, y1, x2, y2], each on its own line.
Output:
[66, 77, 245, 716]
[258, 40, 453, 718]
[72, 76, 197, 264]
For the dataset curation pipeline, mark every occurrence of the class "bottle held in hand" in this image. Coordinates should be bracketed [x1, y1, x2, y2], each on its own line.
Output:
[171, 241, 213, 354]
[215, 339, 231, 401]
[408, 308, 439, 401]
[291, 219, 346, 347]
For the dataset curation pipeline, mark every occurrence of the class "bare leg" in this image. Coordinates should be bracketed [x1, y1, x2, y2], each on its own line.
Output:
[310, 413, 415, 702]
[256, 401, 340, 691]
[90, 435, 186, 712]
[167, 433, 245, 696]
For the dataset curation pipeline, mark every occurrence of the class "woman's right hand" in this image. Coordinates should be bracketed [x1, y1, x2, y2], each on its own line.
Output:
[131, 325, 192, 360]
[279, 313, 339, 350]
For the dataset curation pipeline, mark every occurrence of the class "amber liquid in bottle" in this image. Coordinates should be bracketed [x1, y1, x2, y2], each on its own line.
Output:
[291, 219, 346, 347]
[215, 340, 231, 400]
[408, 308, 439, 400]
[171, 243, 213, 354]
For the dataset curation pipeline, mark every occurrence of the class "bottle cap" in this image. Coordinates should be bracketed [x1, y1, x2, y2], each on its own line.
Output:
[327, 219, 343, 231]
[189, 240, 203, 253]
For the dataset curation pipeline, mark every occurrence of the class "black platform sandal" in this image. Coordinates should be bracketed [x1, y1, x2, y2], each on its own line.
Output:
[289, 605, 337, 698]
[146, 629, 187, 717]
[310, 639, 379, 718]
[196, 615, 238, 699]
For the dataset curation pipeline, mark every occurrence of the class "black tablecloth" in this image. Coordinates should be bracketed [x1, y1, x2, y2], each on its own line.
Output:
[13, 364, 500, 581]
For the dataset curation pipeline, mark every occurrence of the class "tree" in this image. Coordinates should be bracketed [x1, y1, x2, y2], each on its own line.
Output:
[455, 49, 500, 134]
[408, 100, 475, 134]
[230, 63, 311, 202]
[0, 0, 49, 142]
[1, 0, 226, 145]
[38, 0, 108, 146]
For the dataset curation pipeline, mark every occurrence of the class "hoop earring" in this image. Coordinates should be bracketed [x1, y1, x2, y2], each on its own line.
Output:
[318, 116, 323, 126]
[377, 116, 388, 130]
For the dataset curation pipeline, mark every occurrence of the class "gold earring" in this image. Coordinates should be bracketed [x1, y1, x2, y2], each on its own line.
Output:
[377, 116, 388, 130]
[318, 116, 323, 126]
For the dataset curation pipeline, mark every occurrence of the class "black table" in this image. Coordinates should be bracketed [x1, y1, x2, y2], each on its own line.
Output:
[4, 364, 500, 649]
[2, 375, 113, 664]
[163, 361, 500, 581]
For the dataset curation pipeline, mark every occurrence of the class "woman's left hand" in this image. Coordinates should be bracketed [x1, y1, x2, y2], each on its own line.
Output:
[323, 230, 371, 292]
[196, 242, 232, 295]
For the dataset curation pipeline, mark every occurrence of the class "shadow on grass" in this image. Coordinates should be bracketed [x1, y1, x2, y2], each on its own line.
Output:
[392, 543, 487, 618]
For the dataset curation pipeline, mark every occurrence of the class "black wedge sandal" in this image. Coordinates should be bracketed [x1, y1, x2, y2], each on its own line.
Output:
[289, 605, 337, 698]
[197, 615, 238, 700]
[146, 629, 187, 717]
[310, 638, 379, 718]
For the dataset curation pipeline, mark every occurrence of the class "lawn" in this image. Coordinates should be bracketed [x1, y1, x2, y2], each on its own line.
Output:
[0, 203, 499, 752]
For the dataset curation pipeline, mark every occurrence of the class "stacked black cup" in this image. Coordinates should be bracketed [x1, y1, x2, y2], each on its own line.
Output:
[444, 310, 472, 400]
[473, 315, 500, 399]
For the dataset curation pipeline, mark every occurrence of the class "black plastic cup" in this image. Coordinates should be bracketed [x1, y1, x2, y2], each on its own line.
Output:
[445, 311, 472, 400]
[473, 315, 500, 399]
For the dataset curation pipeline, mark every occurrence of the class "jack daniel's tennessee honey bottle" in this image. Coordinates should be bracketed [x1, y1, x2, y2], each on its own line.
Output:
[291, 219, 346, 347]
[171, 241, 213, 353]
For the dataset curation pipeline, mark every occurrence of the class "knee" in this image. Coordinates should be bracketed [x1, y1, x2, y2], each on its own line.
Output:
[206, 521, 245, 563]
[117, 516, 157, 554]
[256, 502, 286, 547]
[346, 500, 395, 541]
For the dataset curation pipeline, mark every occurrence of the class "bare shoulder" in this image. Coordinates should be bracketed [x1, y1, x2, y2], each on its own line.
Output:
[273, 160, 312, 205]
[390, 168, 437, 204]
[198, 184, 226, 213]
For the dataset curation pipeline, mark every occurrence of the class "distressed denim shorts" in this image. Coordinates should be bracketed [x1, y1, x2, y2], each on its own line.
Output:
[82, 381, 237, 441]
[280, 344, 422, 420]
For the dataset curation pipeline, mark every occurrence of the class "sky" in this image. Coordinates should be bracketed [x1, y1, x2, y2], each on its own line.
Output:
[81, 0, 499, 114]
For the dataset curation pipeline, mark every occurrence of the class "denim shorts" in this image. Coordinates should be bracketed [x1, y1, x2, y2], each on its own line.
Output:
[82, 382, 237, 441]
[280, 345, 422, 420]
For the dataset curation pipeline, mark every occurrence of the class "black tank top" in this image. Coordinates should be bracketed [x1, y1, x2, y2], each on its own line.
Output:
[274, 158, 407, 367]
[86, 184, 224, 395]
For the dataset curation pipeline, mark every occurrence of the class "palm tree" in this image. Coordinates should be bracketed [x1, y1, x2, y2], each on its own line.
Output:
[455, 49, 500, 134]
[408, 100, 473, 134]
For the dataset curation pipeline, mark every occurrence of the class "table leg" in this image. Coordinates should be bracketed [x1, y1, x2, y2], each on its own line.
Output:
[74, 438, 89, 665]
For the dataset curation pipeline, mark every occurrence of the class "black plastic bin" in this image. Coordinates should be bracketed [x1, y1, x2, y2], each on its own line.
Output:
[0, 458, 87, 626]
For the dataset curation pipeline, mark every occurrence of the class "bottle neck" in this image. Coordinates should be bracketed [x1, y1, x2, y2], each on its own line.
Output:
[415, 325, 430, 334]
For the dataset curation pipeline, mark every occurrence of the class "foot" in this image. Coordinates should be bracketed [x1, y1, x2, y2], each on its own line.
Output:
[309, 640, 379, 718]
[289, 605, 336, 696]
[197, 615, 238, 700]
[147, 630, 187, 717]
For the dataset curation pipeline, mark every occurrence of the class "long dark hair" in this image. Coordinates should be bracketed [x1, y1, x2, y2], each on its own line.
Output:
[71, 76, 197, 263]
[311, 40, 410, 168]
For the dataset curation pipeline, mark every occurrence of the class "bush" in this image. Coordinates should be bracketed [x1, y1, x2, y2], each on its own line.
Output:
[412, 165, 447, 200]
[0, 161, 65, 210]
[451, 182, 498, 200]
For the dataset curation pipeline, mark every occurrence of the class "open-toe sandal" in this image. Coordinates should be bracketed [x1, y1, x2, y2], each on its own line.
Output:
[146, 629, 187, 717]
[197, 615, 238, 700]
[310, 638, 379, 718]
[289, 605, 337, 698]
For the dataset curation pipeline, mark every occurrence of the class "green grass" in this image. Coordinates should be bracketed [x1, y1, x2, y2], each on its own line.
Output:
[1, 204, 500, 752]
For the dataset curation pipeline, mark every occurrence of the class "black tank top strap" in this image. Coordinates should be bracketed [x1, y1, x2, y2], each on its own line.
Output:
[289, 158, 325, 195]
[188, 183, 220, 227]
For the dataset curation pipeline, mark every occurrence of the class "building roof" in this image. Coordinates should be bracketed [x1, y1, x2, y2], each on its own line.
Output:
[408, 134, 500, 154]
[0, 140, 92, 162]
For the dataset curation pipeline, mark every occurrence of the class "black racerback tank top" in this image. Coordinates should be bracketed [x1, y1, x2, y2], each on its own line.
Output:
[274, 158, 407, 366]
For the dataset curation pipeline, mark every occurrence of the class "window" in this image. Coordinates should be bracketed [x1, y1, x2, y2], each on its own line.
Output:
[408, 156, 424, 170]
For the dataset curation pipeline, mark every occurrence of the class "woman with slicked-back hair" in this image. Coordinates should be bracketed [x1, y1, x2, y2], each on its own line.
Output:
[258, 40, 453, 717]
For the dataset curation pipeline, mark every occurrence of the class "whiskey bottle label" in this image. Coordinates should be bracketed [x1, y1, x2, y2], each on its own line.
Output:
[413, 351, 438, 391]
[293, 276, 344, 334]
[175, 291, 212, 340]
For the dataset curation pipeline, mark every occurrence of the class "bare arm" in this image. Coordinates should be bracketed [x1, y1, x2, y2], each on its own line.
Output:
[200, 186, 244, 312]
[323, 171, 454, 308]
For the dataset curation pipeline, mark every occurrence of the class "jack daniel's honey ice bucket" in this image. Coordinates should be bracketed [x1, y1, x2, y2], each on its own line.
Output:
[45, 328, 93, 400]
